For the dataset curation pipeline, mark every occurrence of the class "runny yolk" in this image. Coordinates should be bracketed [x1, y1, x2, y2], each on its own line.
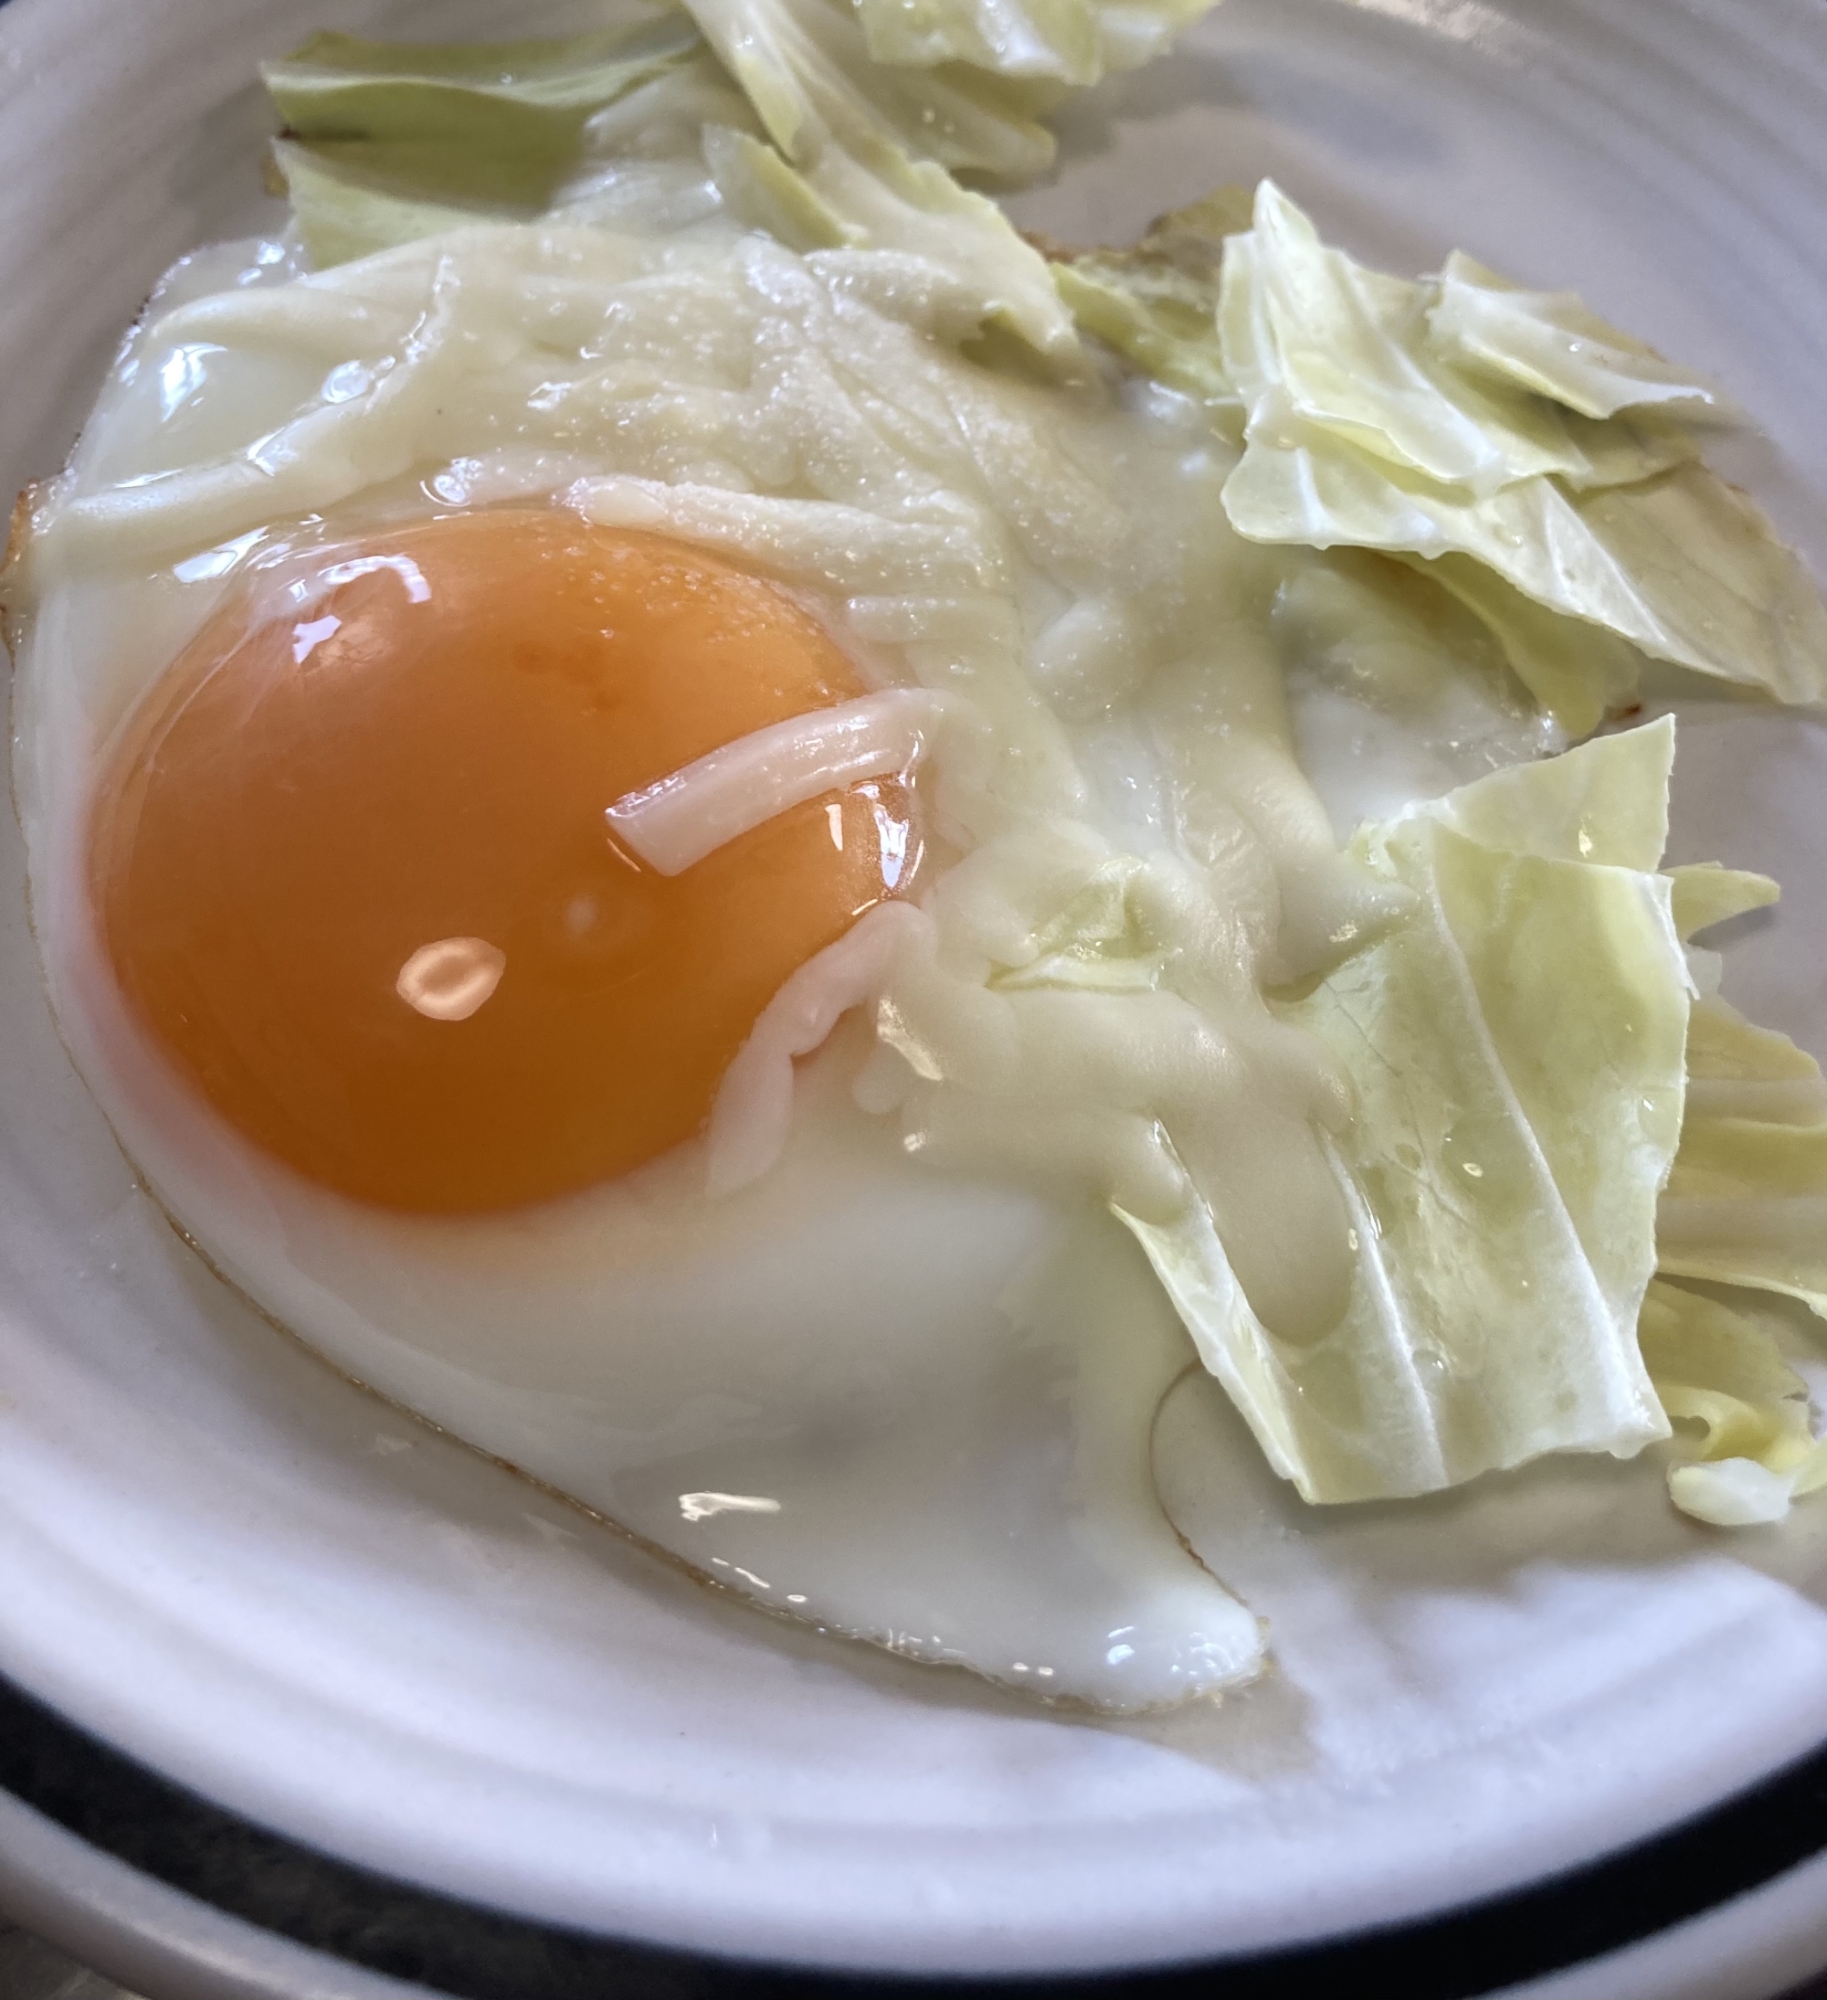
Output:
[90, 508, 917, 1212]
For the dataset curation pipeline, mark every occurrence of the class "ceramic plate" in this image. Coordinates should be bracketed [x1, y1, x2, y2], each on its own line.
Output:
[2, 0, 1826, 1994]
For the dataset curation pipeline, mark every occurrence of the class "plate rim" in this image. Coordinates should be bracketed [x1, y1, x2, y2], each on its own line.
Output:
[4, 1668, 1826, 2000]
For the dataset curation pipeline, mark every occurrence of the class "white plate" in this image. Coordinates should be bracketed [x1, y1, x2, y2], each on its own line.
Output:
[2, 0, 1826, 1992]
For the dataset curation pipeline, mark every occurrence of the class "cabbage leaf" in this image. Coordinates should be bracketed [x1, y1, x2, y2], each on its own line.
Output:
[1219, 182, 1827, 724]
[1665, 860, 1779, 941]
[1637, 869, 1827, 1523]
[1657, 991, 1827, 1319]
[1219, 186, 1611, 497]
[1414, 552, 1643, 740]
[681, 0, 1082, 360]
[268, 141, 508, 270]
[683, 0, 1063, 177]
[697, 115, 1078, 360]
[1652, 861, 1827, 1320]
[1121, 721, 1688, 1502]
[1426, 251, 1725, 423]
[1641, 1280, 1827, 1526]
[263, 23, 722, 266]
[1224, 422, 1827, 722]
[263, 1, 1094, 360]
[263, 20, 703, 212]
[1049, 186, 1251, 407]
[852, 0, 1213, 86]
[1044, 178, 1811, 733]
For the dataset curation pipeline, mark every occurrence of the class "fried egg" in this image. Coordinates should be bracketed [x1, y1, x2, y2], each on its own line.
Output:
[10, 204, 1525, 1709]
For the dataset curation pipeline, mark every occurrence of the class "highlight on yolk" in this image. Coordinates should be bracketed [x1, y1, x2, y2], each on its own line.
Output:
[90, 509, 917, 1212]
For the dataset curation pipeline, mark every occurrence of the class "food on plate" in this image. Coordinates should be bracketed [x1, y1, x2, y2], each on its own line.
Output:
[6, 0, 1826, 1709]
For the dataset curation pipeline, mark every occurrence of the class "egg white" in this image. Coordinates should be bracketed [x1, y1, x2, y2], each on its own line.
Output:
[13, 196, 1531, 1708]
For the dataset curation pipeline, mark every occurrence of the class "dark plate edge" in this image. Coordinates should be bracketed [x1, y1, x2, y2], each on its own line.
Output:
[3, 1668, 1827, 2000]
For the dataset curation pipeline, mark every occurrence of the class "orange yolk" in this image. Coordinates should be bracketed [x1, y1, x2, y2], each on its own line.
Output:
[90, 509, 916, 1212]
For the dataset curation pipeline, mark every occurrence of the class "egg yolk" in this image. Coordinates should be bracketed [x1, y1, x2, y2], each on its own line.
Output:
[90, 509, 916, 1212]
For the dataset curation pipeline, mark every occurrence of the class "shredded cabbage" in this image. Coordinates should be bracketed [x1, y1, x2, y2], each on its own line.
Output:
[1658, 995, 1827, 1319]
[259, 0, 1150, 361]
[1220, 184, 1827, 723]
[266, 142, 506, 269]
[1631, 872, 1827, 1525]
[263, 21, 713, 265]
[680, 0, 1085, 359]
[262, 20, 704, 209]
[851, 0, 1211, 85]
[681, 0, 1066, 175]
[1048, 186, 1251, 408]
[1115, 723, 1690, 1501]
[1221, 186, 1613, 497]
[1426, 252, 1726, 423]
[1641, 1281, 1827, 1526]
[1054, 177, 1827, 733]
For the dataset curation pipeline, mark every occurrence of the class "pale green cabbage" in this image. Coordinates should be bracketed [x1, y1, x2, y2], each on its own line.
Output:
[696, 119, 1077, 360]
[267, 142, 505, 269]
[680, 0, 1082, 359]
[262, 20, 703, 209]
[1414, 553, 1642, 740]
[682, 0, 1063, 176]
[263, 19, 715, 266]
[1219, 183, 1827, 723]
[1426, 251, 1725, 422]
[1052, 176, 1827, 733]
[261, 0, 1124, 361]
[1641, 1281, 1827, 1526]
[852, 0, 1211, 86]
[1657, 990, 1827, 1319]
[700, 124, 852, 248]
[1049, 186, 1251, 408]
[1224, 429, 1827, 727]
[1121, 722, 1689, 1503]
[1665, 860, 1780, 940]
[1633, 870, 1827, 1525]
[1220, 186, 1619, 496]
